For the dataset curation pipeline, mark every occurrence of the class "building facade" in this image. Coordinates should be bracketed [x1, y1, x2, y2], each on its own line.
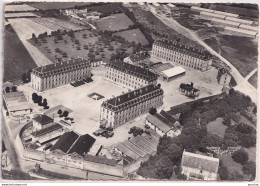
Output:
[101, 84, 164, 128]
[217, 68, 232, 85]
[105, 61, 158, 90]
[152, 40, 213, 71]
[181, 150, 219, 181]
[32, 114, 54, 130]
[31, 58, 91, 92]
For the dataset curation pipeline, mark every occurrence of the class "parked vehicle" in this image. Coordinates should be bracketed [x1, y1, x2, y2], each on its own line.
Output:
[43, 143, 53, 151]
[106, 126, 113, 131]
[129, 126, 137, 134]
[106, 131, 114, 137]
[145, 124, 150, 129]
[93, 128, 106, 136]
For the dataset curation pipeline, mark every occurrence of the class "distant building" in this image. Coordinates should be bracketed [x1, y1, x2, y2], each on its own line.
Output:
[32, 114, 54, 130]
[149, 62, 174, 76]
[145, 110, 181, 137]
[152, 40, 212, 71]
[181, 150, 220, 181]
[179, 82, 200, 98]
[123, 52, 150, 66]
[3, 91, 32, 116]
[217, 68, 231, 85]
[161, 66, 186, 81]
[101, 84, 164, 128]
[225, 26, 258, 38]
[31, 57, 91, 92]
[105, 61, 158, 89]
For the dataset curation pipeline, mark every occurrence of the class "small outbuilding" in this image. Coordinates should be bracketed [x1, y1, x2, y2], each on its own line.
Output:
[162, 66, 186, 81]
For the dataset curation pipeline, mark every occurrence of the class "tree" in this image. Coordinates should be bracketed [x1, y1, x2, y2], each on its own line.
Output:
[32, 33, 36, 38]
[218, 166, 229, 180]
[232, 148, 249, 165]
[222, 114, 231, 126]
[32, 93, 38, 102]
[27, 70, 32, 82]
[242, 161, 256, 176]
[149, 107, 157, 115]
[165, 143, 183, 165]
[57, 109, 62, 115]
[154, 156, 174, 179]
[5, 87, 10, 93]
[63, 110, 69, 117]
[22, 73, 27, 83]
[37, 96, 43, 105]
[11, 86, 17, 92]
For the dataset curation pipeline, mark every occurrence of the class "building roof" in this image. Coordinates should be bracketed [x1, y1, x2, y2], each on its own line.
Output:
[44, 105, 73, 118]
[68, 134, 96, 156]
[50, 131, 79, 153]
[136, 135, 158, 151]
[122, 140, 147, 157]
[225, 26, 257, 36]
[146, 114, 171, 133]
[102, 84, 163, 111]
[225, 16, 254, 25]
[200, 11, 226, 19]
[162, 66, 186, 78]
[31, 123, 62, 138]
[154, 40, 212, 60]
[129, 137, 154, 155]
[150, 63, 174, 75]
[191, 6, 214, 13]
[160, 110, 177, 125]
[32, 58, 90, 78]
[107, 61, 158, 82]
[3, 91, 31, 112]
[239, 24, 259, 32]
[128, 52, 150, 63]
[218, 68, 231, 76]
[115, 143, 140, 161]
[181, 151, 220, 173]
[84, 154, 117, 166]
[212, 18, 240, 27]
[213, 10, 239, 17]
[32, 114, 54, 125]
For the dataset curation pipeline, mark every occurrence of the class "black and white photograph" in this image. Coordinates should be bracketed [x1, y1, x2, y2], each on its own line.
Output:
[1, 0, 259, 182]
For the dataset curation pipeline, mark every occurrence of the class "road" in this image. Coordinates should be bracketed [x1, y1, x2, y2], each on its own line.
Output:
[245, 68, 258, 81]
[147, 4, 257, 103]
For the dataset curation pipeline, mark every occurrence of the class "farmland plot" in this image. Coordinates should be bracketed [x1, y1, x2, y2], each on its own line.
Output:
[5, 4, 38, 12]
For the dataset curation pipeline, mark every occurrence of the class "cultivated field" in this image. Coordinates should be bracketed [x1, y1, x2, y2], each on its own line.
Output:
[29, 29, 134, 62]
[28, 2, 91, 10]
[113, 28, 149, 46]
[30, 17, 87, 31]
[3, 24, 36, 82]
[5, 4, 38, 12]
[248, 71, 257, 88]
[8, 18, 53, 66]
[96, 13, 134, 31]
[5, 12, 39, 18]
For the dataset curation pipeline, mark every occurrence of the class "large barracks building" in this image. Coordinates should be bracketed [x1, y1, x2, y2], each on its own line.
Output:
[152, 40, 213, 71]
[31, 58, 91, 92]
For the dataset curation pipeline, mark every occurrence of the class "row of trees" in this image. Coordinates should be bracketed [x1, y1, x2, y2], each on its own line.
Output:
[32, 93, 49, 109]
[5, 86, 17, 93]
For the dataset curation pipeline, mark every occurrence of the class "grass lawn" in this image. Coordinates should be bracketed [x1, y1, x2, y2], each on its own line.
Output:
[96, 13, 134, 32]
[113, 28, 149, 46]
[244, 147, 256, 162]
[3, 24, 37, 82]
[207, 118, 227, 138]
[220, 154, 243, 175]
[248, 71, 257, 88]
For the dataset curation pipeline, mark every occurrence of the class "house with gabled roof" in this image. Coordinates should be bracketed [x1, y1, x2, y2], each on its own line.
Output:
[181, 150, 220, 181]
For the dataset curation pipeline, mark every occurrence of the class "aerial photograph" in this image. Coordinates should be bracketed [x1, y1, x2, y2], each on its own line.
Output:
[1, 1, 258, 182]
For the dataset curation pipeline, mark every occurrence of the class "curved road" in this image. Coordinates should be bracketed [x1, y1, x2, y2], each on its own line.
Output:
[147, 5, 257, 103]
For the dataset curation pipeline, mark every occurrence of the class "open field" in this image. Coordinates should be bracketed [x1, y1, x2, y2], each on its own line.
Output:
[3, 24, 36, 82]
[245, 147, 256, 162]
[28, 2, 91, 10]
[8, 18, 53, 66]
[113, 28, 149, 46]
[30, 17, 87, 31]
[96, 13, 134, 31]
[29, 29, 134, 62]
[248, 71, 257, 88]
[207, 118, 227, 138]
[5, 4, 38, 12]
[169, 6, 258, 77]
[5, 12, 39, 18]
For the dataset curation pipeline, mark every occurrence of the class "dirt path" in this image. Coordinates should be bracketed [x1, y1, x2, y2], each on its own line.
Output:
[147, 5, 257, 103]
[245, 68, 258, 81]
[8, 18, 54, 67]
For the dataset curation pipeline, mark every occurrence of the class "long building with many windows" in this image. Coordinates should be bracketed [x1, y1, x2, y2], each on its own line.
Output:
[100, 84, 163, 128]
[105, 61, 158, 90]
[31, 58, 91, 91]
[152, 40, 213, 71]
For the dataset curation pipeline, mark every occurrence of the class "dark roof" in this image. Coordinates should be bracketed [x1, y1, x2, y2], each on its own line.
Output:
[154, 40, 212, 60]
[146, 114, 171, 133]
[32, 58, 90, 78]
[129, 137, 154, 155]
[160, 110, 177, 126]
[33, 115, 53, 125]
[107, 61, 158, 81]
[68, 134, 96, 156]
[84, 154, 117, 166]
[32, 123, 62, 137]
[50, 131, 79, 153]
[102, 84, 163, 111]
[181, 151, 219, 173]
[180, 83, 199, 92]
[218, 68, 231, 76]
[129, 52, 150, 62]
